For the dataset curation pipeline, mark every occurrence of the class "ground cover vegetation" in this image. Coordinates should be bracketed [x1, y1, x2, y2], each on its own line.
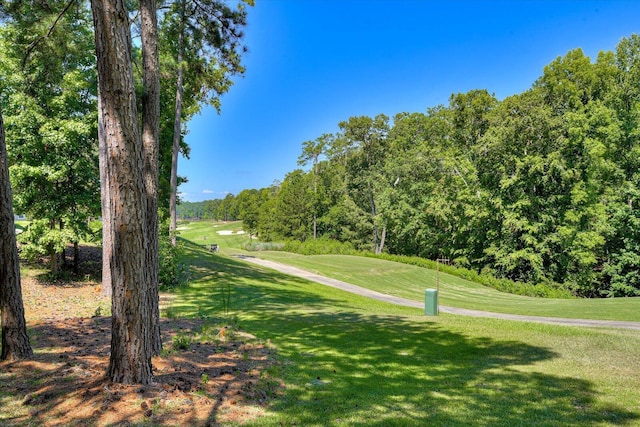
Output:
[160, 230, 640, 426]
[0, 260, 282, 426]
[1, 208, 639, 425]
[182, 35, 640, 298]
[180, 220, 640, 321]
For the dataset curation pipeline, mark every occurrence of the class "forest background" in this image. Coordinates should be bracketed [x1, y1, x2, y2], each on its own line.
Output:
[2, 1, 640, 301]
[179, 34, 640, 299]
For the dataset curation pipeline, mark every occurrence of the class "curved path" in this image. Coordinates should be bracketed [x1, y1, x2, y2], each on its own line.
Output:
[236, 255, 640, 331]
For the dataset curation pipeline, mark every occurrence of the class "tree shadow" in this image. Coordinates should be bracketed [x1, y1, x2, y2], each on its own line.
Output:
[251, 311, 637, 426]
[170, 241, 638, 426]
[168, 239, 330, 318]
[8, 240, 633, 426]
[0, 316, 277, 426]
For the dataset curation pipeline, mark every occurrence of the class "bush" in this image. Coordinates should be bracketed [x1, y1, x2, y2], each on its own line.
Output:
[159, 232, 187, 290]
[366, 253, 575, 299]
[283, 237, 359, 256]
[244, 241, 285, 251]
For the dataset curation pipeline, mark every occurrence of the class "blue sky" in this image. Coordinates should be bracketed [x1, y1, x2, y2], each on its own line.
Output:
[179, 0, 640, 202]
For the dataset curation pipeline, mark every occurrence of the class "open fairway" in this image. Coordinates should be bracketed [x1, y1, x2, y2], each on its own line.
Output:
[165, 235, 640, 426]
[176, 220, 640, 322]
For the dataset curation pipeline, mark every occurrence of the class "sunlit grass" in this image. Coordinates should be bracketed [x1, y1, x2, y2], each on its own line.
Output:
[248, 252, 640, 322]
[174, 221, 640, 321]
[166, 239, 640, 426]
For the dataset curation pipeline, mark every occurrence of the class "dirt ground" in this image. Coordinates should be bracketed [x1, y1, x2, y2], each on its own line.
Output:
[0, 249, 283, 426]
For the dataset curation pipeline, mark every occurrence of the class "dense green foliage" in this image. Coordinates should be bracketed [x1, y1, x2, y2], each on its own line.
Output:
[0, 1, 249, 277]
[184, 35, 640, 297]
[158, 220, 187, 289]
[0, 2, 100, 273]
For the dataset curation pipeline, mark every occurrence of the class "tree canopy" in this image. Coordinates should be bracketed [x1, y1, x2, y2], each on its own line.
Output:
[189, 35, 640, 298]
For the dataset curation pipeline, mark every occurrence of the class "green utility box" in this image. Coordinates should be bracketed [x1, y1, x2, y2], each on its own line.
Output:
[425, 289, 439, 316]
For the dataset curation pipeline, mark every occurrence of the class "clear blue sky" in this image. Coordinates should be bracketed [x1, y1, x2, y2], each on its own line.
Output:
[178, 0, 640, 202]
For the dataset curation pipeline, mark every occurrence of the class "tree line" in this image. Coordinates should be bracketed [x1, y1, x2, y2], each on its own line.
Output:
[0, 0, 250, 385]
[189, 35, 640, 298]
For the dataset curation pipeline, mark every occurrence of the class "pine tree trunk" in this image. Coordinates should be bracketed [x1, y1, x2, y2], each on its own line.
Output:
[0, 105, 33, 361]
[91, 0, 154, 384]
[73, 241, 79, 274]
[169, 8, 185, 248]
[98, 96, 112, 298]
[140, 0, 162, 356]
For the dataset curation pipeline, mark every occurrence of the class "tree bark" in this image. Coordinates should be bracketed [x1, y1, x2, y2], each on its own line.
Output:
[73, 241, 79, 274]
[91, 0, 154, 384]
[98, 96, 113, 298]
[0, 104, 33, 361]
[369, 191, 380, 254]
[140, 0, 162, 356]
[169, 2, 186, 247]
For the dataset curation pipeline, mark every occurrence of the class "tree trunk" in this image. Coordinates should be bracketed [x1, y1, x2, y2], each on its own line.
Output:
[369, 191, 380, 253]
[378, 225, 386, 254]
[169, 7, 185, 248]
[73, 241, 79, 274]
[49, 220, 59, 274]
[59, 220, 66, 270]
[98, 96, 112, 298]
[313, 158, 317, 239]
[0, 105, 33, 361]
[91, 0, 154, 384]
[140, 0, 162, 356]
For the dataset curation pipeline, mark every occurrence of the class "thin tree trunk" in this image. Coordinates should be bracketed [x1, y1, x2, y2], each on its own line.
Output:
[379, 225, 386, 254]
[369, 191, 380, 253]
[313, 158, 317, 239]
[59, 219, 66, 269]
[0, 104, 33, 361]
[169, 6, 185, 248]
[140, 0, 162, 356]
[91, 0, 154, 384]
[98, 95, 112, 298]
[49, 220, 59, 275]
[73, 241, 79, 274]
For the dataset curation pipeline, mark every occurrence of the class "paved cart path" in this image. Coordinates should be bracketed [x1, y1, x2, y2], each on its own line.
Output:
[236, 255, 640, 331]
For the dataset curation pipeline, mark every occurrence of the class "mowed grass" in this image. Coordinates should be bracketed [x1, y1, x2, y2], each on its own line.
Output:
[166, 238, 640, 426]
[248, 252, 640, 322]
[175, 220, 640, 322]
[176, 220, 252, 253]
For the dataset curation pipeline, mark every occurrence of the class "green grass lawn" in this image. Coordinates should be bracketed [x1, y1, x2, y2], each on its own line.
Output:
[176, 220, 252, 252]
[248, 252, 640, 322]
[165, 236, 640, 426]
[173, 220, 640, 322]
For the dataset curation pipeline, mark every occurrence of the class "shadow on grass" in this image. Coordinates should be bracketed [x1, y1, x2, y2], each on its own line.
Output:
[168, 239, 640, 426]
[1, 316, 274, 427]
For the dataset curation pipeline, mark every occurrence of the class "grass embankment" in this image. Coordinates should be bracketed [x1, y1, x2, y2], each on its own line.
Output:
[164, 220, 640, 426]
[175, 220, 640, 322]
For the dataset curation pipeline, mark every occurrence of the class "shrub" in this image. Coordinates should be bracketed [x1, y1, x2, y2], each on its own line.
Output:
[244, 241, 285, 251]
[159, 231, 187, 290]
[283, 237, 359, 255]
[366, 253, 575, 299]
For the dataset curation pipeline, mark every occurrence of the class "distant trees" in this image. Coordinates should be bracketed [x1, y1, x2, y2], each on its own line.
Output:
[201, 35, 640, 298]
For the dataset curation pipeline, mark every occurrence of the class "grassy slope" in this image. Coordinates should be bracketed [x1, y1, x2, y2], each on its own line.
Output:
[250, 252, 640, 322]
[176, 220, 640, 322]
[168, 237, 640, 427]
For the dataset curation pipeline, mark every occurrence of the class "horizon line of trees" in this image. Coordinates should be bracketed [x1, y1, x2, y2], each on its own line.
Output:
[182, 34, 640, 299]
